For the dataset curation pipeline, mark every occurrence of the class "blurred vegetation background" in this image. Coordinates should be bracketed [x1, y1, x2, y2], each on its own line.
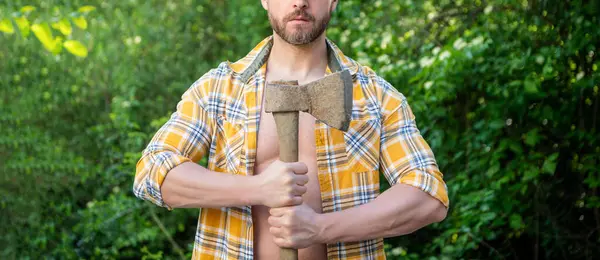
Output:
[1, 0, 599, 259]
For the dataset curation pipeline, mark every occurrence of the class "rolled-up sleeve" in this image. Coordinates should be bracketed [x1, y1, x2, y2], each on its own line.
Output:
[133, 78, 214, 209]
[379, 96, 449, 208]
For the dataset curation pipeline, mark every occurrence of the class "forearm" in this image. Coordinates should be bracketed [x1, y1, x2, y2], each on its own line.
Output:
[317, 183, 447, 243]
[161, 162, 261, 209]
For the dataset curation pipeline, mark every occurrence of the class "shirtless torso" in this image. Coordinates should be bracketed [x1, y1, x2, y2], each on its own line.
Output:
[252, 70, 328, 260]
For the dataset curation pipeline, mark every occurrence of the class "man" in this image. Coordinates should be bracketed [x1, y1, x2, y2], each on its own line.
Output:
[134, 0, 449, 259]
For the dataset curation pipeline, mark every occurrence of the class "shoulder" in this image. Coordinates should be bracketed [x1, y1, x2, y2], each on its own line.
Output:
[351, 61, 408, 119]
[183, 62, 245, 121]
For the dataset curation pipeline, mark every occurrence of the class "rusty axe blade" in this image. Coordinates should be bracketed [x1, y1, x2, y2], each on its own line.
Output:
[265, 69, 353, 131]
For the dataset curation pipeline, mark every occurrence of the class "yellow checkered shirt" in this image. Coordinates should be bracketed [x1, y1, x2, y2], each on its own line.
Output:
[134, 36, 449, 259]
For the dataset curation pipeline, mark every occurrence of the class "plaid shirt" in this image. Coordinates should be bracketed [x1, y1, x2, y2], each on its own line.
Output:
[134, 36, 449, 259]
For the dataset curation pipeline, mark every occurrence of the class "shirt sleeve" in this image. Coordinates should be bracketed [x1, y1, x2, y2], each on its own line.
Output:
[379, 95, 449, 208]
[133, 77, 215, 210]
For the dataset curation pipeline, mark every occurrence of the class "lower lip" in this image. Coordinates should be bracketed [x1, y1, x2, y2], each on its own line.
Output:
[289, 20, 310, 25]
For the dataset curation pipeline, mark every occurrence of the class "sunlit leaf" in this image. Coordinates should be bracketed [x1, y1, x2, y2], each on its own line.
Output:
[14, 17, 30, 37]
[72, 17, 88, 30]
[78, 5, 96, 13]
[0, 19, 15, 34]
[31, 23, 61, 54]
[57, 18, 72, 35]
[31, 23, 53, 48]
[63, 40, 88, 57]
[20, 5, 36, 13]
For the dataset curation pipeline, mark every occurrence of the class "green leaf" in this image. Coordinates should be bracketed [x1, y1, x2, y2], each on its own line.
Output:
[524, 128, 541, 147]
[72, 17, 88, 30]
[523, 168, 539, 181]
[542, 152, 559, 174]
[78, 6, 97, 13]
[509, 141, 523, 154]
[0, 19, 15, 34]
[486, 164, 500, 177]
[542, 63, 554, 76]
[510, 214, 524, 229]
[488, 119, 505, 130]
[524, 77, 538, 94]
[14, 17, 30, 37]
[63, 40, 88, 57]
[442, 245, 456, 254]
[508, 80, 522, 87]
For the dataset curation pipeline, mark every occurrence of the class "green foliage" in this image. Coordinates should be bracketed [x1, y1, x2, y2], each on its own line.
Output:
[327, 0, 600, 258]
[1, 0, 599, 259]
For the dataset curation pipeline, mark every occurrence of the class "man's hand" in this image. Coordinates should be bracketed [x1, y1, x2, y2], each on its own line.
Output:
[267, 203, 323, 249]
[254, 160, 309, 208]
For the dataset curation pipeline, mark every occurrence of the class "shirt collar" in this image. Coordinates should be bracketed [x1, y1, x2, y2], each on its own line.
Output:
[228, 35, 359, 83]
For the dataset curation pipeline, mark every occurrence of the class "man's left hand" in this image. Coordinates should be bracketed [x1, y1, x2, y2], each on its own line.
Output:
[268, 203, 324, 249]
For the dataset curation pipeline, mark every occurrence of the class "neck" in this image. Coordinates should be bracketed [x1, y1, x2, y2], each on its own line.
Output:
[266, 33, 328, 80]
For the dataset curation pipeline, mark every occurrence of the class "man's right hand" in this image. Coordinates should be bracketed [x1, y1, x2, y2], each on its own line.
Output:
[254, 160, 309, 208]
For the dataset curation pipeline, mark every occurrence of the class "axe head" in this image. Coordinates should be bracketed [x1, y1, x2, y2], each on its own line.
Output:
[265, 69, 353, 131]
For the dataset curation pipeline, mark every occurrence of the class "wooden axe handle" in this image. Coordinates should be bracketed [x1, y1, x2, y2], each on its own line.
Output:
[272, 111, 299, 260]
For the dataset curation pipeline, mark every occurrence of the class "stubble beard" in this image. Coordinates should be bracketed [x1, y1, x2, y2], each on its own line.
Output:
[268, 9, 331, 45]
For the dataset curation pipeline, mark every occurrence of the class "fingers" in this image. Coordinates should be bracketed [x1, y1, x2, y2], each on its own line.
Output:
[270, 226, 294, 248]
[288, 162, 308, 175]
[274, 237, 292, 248]
[268, 214, 285, 226]
[269, 226, 283, 236]
[280, 195, 302, 207]
[288, 196, 302, 206]
[295, 175, 309, 186]
[268, 208, 292, 228]
[286, 185, 304, 206]
[292, 185, 307, 196]
[274, 161, 309, 207]
[269, 207, 285, 217]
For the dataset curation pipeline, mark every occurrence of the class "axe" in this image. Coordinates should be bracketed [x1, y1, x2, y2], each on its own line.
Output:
[265, 69, 353, 260]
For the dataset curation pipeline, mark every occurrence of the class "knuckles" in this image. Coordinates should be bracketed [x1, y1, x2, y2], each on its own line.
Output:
[282, 227, 292, 236]
[283, 175, 294, 185]
[267, 216, 275, 225]
[283, 217, 292, 227]
[284, 197, 294, 205]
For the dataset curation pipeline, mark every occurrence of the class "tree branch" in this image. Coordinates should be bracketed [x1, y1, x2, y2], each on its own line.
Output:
[148, 206, 186, 260]
[466, 231, 505, 259]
